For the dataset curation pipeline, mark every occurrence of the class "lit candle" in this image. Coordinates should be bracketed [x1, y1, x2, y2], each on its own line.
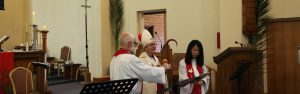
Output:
[32, 11, 35, 24]
[42, 25, 47, 30]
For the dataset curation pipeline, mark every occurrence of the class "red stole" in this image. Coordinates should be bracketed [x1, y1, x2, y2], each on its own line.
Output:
[186, 63, 203, 94]
[157, 84, 164, 93]
[113, 48, 130, 56]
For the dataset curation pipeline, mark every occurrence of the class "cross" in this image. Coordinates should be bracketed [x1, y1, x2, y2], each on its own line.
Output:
[81, 0, 91, 69]
[81, 0, 91, 76]
[81, 0, 91, 10]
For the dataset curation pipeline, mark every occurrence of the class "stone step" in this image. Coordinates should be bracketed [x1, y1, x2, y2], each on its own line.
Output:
[47, 75, 64, 81]
[48, 79, 76, 86]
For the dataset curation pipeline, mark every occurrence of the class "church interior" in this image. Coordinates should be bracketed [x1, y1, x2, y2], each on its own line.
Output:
[1, 0, 300, 94]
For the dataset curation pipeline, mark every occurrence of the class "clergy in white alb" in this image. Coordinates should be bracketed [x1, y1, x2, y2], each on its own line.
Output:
[110, 32, 171, 94]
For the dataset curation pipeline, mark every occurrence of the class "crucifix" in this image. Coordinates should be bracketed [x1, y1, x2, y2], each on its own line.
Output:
[81, 0, 91, 83]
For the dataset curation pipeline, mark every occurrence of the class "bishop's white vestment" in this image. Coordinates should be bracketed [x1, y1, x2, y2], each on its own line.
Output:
[139, 52, 167, 94]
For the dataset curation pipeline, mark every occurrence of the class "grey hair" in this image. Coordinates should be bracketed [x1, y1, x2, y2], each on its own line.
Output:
[119, 32, 135, 46]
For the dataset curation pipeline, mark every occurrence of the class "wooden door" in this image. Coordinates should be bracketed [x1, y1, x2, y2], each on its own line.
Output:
[267, 18, 300, 94]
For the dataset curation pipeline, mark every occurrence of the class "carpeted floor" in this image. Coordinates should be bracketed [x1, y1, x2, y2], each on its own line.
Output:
[48, 82, 83, 94]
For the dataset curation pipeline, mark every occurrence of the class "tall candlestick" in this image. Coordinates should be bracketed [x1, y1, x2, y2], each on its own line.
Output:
[31, 25, 38, 50]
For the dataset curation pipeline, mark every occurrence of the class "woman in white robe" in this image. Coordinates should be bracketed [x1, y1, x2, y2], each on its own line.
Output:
[178, 40, 210, 94]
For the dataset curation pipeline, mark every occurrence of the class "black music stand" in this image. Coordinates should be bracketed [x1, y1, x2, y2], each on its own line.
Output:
[80, 78, 138, 94]
[228, 62, 253, 94]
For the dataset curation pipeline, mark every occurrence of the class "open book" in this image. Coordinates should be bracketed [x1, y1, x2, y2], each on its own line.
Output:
[157, 72, 210, 94]
[0, 35, 9, 44]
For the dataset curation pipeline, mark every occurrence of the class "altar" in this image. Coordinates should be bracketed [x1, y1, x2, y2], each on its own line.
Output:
[0, 51, 50, 94]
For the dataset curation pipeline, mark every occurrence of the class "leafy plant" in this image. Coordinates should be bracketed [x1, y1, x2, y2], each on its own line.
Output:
[245, 0, 271, 72]
[246, 0, 272, 93]
[253, 0, 271, 74]
[249, 0, 272, 46]
[109, 0, 124, 51]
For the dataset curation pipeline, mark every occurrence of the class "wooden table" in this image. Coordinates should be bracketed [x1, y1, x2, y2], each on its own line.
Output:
[64, 64, 81, 80]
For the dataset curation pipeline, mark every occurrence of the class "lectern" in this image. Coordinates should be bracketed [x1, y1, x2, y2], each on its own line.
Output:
[213, 47, 257, 94]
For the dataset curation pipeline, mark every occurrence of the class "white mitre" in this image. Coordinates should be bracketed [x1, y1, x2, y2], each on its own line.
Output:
[141, 29, 155, 48]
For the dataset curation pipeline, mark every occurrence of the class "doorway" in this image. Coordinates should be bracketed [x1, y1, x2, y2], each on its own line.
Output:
[138, 9, 166, 52]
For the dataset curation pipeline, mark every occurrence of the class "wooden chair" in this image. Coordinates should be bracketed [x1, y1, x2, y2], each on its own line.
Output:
[52, 46, 71, 76]
[172, 53, 186, 78]
[9, 67, 34, 94]
[206, 65, 217, 94]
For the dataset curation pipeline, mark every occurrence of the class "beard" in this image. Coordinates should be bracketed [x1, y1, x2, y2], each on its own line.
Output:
[129, 45, 137, 55]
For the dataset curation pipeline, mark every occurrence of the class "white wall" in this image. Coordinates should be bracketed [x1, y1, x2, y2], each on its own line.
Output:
[270, 0, 300, 18]
[32, 0, 102, 78]
[219, 0, 247, 52]
[124, 0, 220, 69]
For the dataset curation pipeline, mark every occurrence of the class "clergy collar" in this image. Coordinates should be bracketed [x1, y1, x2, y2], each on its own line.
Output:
[113, 48, 130, 56]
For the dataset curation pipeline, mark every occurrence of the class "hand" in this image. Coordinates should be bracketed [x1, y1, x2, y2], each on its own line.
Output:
[162, 63, 171, 70]
[197, 80, 205, 85]
[162, 59, 168, 64]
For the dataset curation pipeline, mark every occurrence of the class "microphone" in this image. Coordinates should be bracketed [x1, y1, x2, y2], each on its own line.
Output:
[235, 41, 244, 47]
[31, 62, 50, 69]
[155, 32, 163, 50]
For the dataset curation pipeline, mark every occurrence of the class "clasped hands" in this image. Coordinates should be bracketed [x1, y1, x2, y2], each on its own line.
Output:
[196, 80, 205, 85]
[161, 59, 171, 70]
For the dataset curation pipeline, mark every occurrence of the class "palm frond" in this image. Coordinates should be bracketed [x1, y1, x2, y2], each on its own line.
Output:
[110, 0, 124, 51]
[248, 1, 272, 92]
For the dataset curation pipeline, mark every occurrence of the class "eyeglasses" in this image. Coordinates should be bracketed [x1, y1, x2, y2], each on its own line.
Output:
[148, 43, 156, 47]
[129, 41, 138, 47]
